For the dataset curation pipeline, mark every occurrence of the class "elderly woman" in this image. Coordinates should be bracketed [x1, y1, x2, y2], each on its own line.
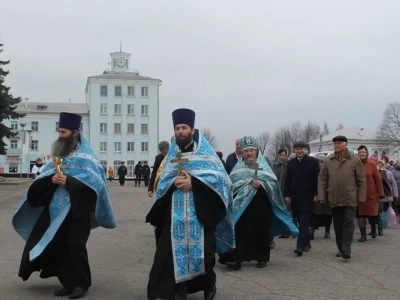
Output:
[357, 146, 384, 241]
[309, 155, 332, 239]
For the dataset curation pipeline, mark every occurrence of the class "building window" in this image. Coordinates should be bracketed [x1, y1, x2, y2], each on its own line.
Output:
[10, 122, 18, 130]
[127, 142, 134, 152]
[31, 121, 38, 132]
[31, 140, 38, 150]
[141, 86, 149, 97]
[128, 86, 134, 96]
[114, 142, 121, 152]
[127, 160, 134, 177]
[101, 85, 108, 96]
[10, 139, 18, 149]
[127, 123, 134, 133]
[100, 104, 107, 114]
[141, 142, 148, 152]
[113, 160, 121, 176]
[127, 104, 134, 115]
[115, 86, 122, 96]
[114, 123, 121, 133]
[100, 123, 107, 133]
[141, 124, 148, 134]
[114, 104, 121, 114]
[100, 142, 107, 152]
[141, 105, 149, 115]
[100, 160, 107, 168]
[55, 122, 59, 131]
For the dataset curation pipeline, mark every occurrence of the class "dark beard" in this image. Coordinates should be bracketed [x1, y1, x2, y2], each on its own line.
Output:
[52, 135, 78, 157]
[176, 135, 192, 149]
[243, 157, 256, 166]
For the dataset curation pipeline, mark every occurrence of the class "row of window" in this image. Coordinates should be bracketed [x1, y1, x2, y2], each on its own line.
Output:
[100, 123, 148, 134]
[100, 86, 148, 97]
[11, 121, 84, 133]
[10, 139, 38, 150]
[100, 142, 148, 152]
[101, 104, 148, 115]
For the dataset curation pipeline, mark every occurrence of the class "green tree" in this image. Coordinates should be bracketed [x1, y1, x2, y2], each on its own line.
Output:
[0, 43, 25, 154]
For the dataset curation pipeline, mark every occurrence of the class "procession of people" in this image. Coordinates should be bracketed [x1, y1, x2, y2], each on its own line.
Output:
[11, 109, 400, 299]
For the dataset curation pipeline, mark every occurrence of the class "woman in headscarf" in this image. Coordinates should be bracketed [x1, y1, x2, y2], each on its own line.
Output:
[356, 146, 384, 242]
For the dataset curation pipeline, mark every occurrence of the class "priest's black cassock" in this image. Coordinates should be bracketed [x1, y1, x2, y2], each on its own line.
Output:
[146, 142, 226, 299]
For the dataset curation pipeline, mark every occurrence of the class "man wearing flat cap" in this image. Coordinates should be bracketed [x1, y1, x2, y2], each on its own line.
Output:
[146, 108, 234, 300]
[148, 141, 170, 198]
[284, 141, 320, 256]
[13, 112, 116, 299]
[318, 135, 366, 260]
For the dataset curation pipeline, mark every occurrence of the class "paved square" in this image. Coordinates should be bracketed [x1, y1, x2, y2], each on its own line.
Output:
[1, 181, 399, 299]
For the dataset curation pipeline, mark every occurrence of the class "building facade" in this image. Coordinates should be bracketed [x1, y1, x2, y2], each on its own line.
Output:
[0, 51, 161, 177]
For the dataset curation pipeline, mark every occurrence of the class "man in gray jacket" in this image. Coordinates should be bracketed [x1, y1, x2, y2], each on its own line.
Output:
[318, 135, 366, 260]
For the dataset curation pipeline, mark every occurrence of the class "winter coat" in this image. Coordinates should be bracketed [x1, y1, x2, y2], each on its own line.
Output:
[143, 165, 151, 178]
[358, 159, 384, 216]
[318, 149, 366, 208]
[390, 167, 400, 195]
[385, 169, 398, 198]
[118, 165, 127, 177]
[284, 155, 320, 213]
[272, 160, 287, 195]
[380, 169, 394, 201]
[134, 164, 143, 177]
[108, 168, 114, 178]
[225, 151, 239, 175]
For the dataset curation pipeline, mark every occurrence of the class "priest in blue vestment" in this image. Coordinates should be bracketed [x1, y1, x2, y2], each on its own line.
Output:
[13, 112, 116, 299]
[146, 108, 234, 300]
[225, 136, 298, 271]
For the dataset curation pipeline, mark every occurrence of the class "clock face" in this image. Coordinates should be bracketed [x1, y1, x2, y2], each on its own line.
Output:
[117, 58, 125, 67]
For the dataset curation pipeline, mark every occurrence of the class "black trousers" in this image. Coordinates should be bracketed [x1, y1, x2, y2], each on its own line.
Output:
[119, 176, 125, 186]
[332, 206, 357, 253]
[135, 176, 141, 186]
[144, 176, 149, 186]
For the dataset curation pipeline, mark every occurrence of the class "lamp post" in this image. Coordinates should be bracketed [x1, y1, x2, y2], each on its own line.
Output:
[19, 122, 27, 178]
[27, 129, 32, 178]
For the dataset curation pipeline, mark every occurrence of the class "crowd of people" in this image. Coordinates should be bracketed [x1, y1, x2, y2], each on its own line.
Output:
[16, 109, 400, 300]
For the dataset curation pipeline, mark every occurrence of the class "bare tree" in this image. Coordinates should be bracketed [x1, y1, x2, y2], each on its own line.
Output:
[323, 121, 330, 136]
[376, 102, 400, 147]
[200, 128, 218, 148]
[335, 123, 344, 131]
[267, 126, 291, 160]
[257, 132, 270, 155]
[302, 120, 319, 143]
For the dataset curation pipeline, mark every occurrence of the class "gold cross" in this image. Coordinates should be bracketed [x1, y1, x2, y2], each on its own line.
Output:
[171, 151, 189, 177]
[52, 156, 64, 175]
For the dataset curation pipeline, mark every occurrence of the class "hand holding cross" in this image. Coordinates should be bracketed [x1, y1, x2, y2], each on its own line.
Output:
[52, 156, 63, 175]
[247, 162, 263, 180]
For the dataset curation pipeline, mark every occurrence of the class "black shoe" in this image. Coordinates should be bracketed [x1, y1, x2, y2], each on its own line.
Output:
[309, 227, 315, 240]
[69, 287, 88, 299]
[336, 252, 343, 257]
[226, 261, 241, 270]
[54, 287, 72, 296]
[342, 252, 351, 259]
[294, 248, 303, 256]
[371, 225, 377, 238]
[378, 228, 384, 236]
[204, 285, 216, 300]
[279, 235, 289, 238]
[324, 230, 330, 238]
[302, 247, 309, 252]
[257, 261, 267, 268]
[358, 228, 367, 242]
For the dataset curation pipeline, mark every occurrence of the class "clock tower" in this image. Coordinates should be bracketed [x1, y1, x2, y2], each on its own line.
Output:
[110, 52, 131, 72]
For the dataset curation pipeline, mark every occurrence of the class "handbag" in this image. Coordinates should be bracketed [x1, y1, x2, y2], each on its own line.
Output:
[387, 206, 397, 226]
[378, 205, 388, 229]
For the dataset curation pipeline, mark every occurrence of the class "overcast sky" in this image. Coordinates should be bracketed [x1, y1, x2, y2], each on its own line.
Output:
[2, 0, 400, 156]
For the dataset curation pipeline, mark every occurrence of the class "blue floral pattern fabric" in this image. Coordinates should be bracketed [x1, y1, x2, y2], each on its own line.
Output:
[12, 134, 116, 261]
[156, 129, 234, 283]
[230, 154, 299, 238]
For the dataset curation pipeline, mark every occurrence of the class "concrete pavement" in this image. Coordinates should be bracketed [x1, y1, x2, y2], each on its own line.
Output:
[1, 181, 400, 299]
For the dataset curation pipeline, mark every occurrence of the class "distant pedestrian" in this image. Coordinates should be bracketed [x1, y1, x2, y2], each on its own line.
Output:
[142, 162, 151, 187]
[108, 167, 114, 182]
[148, 141, 170, 198]
[318, 135, 366, 260]
[134, 161, 143, 187]
[225, 138, 242, 174]
[31, 158, 44, 180]
[117, 162, 127, 186]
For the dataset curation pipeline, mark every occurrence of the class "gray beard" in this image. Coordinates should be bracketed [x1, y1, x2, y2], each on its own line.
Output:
[51, 136, 78, 157]
[244, 157, 256, 166]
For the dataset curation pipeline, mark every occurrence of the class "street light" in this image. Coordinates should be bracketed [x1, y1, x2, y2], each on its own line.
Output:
[19, 122, 27, 178]
[27, 129, 32, 178]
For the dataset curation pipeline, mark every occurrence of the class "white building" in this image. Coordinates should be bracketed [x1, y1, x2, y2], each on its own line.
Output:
[0, 101, 89, 175]
[0, 51, 161, 177]
[309, 126, 392, 157]
[85, 51, 161, 177]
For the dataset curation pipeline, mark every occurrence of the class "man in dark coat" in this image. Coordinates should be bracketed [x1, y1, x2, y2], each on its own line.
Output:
[142, 161, 151, 187]
[225, 138, 242, 174]
[117, 162, 127, 186]
[284, 141, 320, 256]
[134, 161, 143, 187]
[148, 141, 170, 198]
